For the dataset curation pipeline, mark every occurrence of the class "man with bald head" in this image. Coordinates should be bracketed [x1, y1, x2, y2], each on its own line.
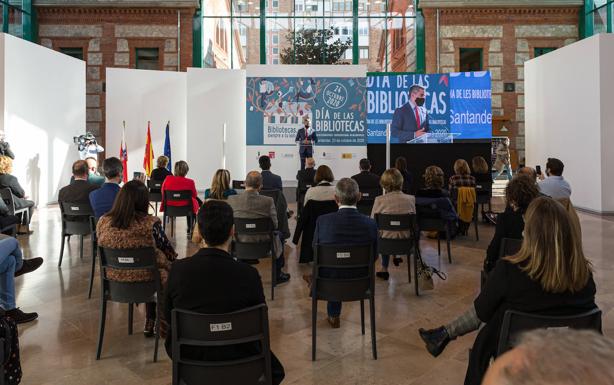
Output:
[517, 167, 537, 183]
[227, 171, 290, 283]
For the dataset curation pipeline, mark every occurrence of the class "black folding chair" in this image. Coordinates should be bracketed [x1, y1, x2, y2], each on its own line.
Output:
[475, 183, 492, 219]
[232, 180, 246, 191]
[96, 247, 161, 362]
[481, 237, 522, 289]
[416, 203, 453, 264]
[375, 214, 420, 295]
[0, 187, 28, 227]
[88, 216, 99, 299]
[233, 218, 277, 300]
[312, 243, 376, 361]
[496, 308, 602, 357]
[147, 179, 163, 216]
[58, 202, 94, 267]
[163, 190, 195, 237]
[171, 304, 273, 385]
[357, 188, 382, 216]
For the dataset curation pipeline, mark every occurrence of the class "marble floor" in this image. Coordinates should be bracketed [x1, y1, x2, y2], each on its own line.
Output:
[13, 204, 614, 385]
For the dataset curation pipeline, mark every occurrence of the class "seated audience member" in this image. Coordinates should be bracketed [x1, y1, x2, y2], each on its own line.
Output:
[483, 329, 614, 385]
[470, 156, 492, 186]
[227, 171, 290, 284]
[418, 196, 596, 385]
[0, 235, 43, 323]
[0, 199, 20, 235]
[371, 169, 415, 280]
[85, 157, 105, 187]
[303, 165, 335, 204]
[312, 178, 378, 328]
[89, 157, 123, 219]
[296, 157, 316, 189]
[259, 155, 282, 191]
[448, 159, 476, 193]
[0, 155, 35, 233]
[517, 166, 537, 183]
[164, 200, 285, 384]
[394, 156, 413, 194]
[150, 155, 173, 183]
[59, 160, 100, 204]
[416, 166, 457, 235]
[204, 169, 237, 200]
[483, 175, 540, 273]
[0, 134, 14, 160]
[161, 160, 201, 235]
[97, 180, 177, 337]
[416, 166, 449, 198]
[537, 157, 571, 199]
[351, 158, 380, 191]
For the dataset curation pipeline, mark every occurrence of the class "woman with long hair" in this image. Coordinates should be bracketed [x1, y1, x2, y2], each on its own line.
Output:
[204, 169, 237, 200]
[394, 156, 413, 194]
[97, 180, 177, 337]
[418, 197, 596, 385]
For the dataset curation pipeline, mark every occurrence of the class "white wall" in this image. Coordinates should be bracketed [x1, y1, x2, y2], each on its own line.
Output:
[0, 33, 85, 206]
[186, 68, 246, 191]
[246, 65, 368, 183]
[525, 34, 614, 213]
[106, 68, 187, 183]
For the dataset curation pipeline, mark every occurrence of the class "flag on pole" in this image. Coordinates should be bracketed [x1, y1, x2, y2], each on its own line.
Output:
[163, 121, 172, 172]
[119, 121, 128, 183]
[143, 121, 154, 177]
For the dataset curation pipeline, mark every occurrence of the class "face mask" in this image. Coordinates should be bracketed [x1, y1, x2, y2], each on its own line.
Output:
[415, 97, 425, 107]
[305, 123, 310, 128]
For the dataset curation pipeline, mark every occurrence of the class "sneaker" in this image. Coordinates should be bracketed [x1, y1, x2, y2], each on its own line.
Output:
[15, 257, 43, 277]
[418, 326, 451, 357]
[6, 308, 38, 324]
[327, 316, 341, 329]
[376, 271, 390, 281]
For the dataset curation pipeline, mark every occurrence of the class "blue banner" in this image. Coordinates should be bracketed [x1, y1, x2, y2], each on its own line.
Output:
[246, 77, 367, 146]
[449, 71, 492, 139]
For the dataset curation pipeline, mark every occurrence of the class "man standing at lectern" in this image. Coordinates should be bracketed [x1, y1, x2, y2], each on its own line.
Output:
[295, 116, 318, 170]
[391, 84, 430, 143]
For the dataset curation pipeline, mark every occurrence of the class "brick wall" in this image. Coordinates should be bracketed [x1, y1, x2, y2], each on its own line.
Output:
[422, 7, 579, 167]
[36, 6, 196, 149]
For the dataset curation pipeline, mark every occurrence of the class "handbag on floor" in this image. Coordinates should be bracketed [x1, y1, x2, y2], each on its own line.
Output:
[416, 254, 447, 291]
[0, 310, 22, 384]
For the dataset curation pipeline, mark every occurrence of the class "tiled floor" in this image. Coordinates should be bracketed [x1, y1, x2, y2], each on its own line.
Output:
[13, 203, 614, 385]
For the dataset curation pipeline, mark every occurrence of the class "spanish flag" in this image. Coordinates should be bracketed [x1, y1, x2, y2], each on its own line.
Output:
[143, 121, 154, 177]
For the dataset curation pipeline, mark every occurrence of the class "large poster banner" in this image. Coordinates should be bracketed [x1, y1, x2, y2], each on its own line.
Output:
[246, 77, 367, 146]
[367, 71, 491, 143]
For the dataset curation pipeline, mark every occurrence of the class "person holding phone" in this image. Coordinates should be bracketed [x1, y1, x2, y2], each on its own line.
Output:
[537, 158, 571, 199]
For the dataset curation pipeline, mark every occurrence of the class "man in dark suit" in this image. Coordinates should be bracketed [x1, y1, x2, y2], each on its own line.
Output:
[294, 116, 318, 170]
[351, 158, 381, 192]
[89, 157, 122, 218]
[59, 160, 99, 204]
[259, 155, 283, 191]
[313, 178, 378, 328]
[390, 84, 430, 143]
[164, 200, 285, 384]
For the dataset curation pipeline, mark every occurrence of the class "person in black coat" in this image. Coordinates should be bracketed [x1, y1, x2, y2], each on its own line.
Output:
[164, 200, 284, 384]
[351, 158, 381, 192]
[418, 197, 597, 385]
[149, 156, 173, 194]
[394, 156, 413, 194]
[296, 157, 316, 189]
[484, 175, 540, 272]
[59, 160, 100, 204]
[259, 155, 283, 191]
[0, 155, 34, 230]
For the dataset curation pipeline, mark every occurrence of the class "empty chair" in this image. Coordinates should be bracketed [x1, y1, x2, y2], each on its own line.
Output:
[162, 190, 195, 237]
[147, 179, 163, 216]
[233, 217, 277, 299]
[58, 202, 94, 267]
[292, 200, 338, 263]
[96, 247, 161, 362]
[0, 188, 28, 229]
[416, 199, 455, 264]
[496, 308, 602, 356]
[357, 187, 381, 216]
[311, 243, 376, 361]
[171, 304, 273, 385]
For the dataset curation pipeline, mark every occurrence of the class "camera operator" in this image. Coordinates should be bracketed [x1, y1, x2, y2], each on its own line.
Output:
[77, 133, 104, 160]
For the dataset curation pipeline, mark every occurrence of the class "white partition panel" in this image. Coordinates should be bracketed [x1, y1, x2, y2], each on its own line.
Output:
[0, 33, 85, 206]
[106, 68, 187, 183]
[525, 34, 614, 213]
[186, 68, 246, 191]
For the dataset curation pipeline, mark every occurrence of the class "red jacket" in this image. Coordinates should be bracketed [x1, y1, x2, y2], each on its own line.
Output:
[160, 175, 199, 214]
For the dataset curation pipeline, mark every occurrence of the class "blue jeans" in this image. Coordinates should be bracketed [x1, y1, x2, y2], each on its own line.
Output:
[381, 255, 391, 268]
[0, 238, 23, 310]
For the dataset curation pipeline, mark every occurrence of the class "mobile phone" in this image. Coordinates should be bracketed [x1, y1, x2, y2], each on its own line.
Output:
[536, 165, 542, 175]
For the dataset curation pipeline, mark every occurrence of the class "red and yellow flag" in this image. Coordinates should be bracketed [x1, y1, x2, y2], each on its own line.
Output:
[143, 121, 154, 177]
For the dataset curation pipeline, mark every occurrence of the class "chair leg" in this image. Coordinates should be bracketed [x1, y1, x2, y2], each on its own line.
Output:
[96, 299, 107, 360]
[370, 297, 377, 360]
[79, 235, 84, 260]
[414, 253, 420, 296]
[154, 300, 160, 363]
[58, 234, 66, 267]
[311, 296, 317, 361]
[360, 300, 365, 335]
[88, 245, 97, 299]
[154, 202, 158, 217]
[271, 254, 276, 301]
[446, 226, 452, 264]
[407, 252, 412, 284]
[437, 237, 441, 256]
[162, 214, 167, 232]
[128, 303, 134, 335]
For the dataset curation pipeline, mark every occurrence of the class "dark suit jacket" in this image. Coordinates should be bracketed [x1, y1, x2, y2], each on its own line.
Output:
[294, 127, 318, 154]
[351, 171, 381, 193]
[89, 182, 120, 218]
[293, 199, 338, 263]
[390, 103, 430, 143]
[59, 179, 99, 204]
[150, 167, 173, 182]
[313, 208, 378, 259]
[0, 174, 25, 198]
[261, 170, 283, 191]
[484, 206, 524, 272]
[296, 167, 316, 189]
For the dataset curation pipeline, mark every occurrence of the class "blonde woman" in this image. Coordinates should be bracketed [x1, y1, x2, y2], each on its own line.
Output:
[370, 168, 415, 280]
[0, 155, 34, 233]
[448, 158, 476, 192]
[204, 169, 237, 200]
[418, 197, 597, 385]
[150, 155, 173, 183]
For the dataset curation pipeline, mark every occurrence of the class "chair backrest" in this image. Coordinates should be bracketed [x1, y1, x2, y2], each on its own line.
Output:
[164, 190, 193, 217]
[147, 179, 163, 191]
[499, 238, 522, 260]
[375, 214, 417, 255]
[496, 308, 602, 356]
[313, 243, 374, 302]
[359, 187, 382, 202]
[171, 304, 272, 385]
[60, 201, 94, 235]
[416, 202, 447, 231]
[98, 247, 160, 304]
[233, 217, 275, 260]
[0, 188, 15, 215]
[232, 180, 246, 190]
